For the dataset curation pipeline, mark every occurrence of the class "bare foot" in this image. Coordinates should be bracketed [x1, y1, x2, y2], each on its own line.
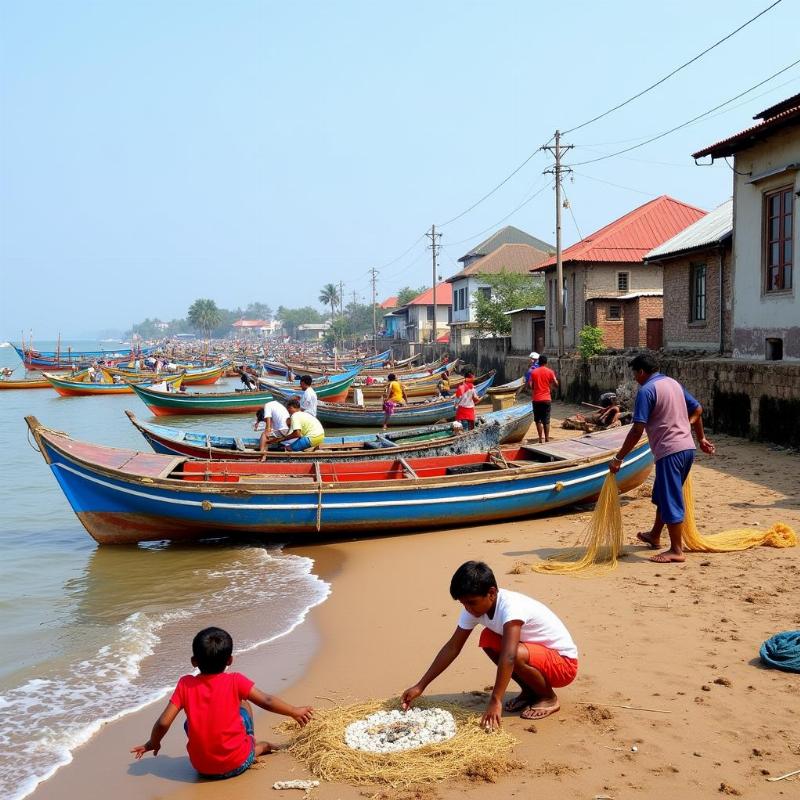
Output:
[650, 550, 686, 563]
[255, 740, 283, 756]
[504, 692, 535, 713]
[636, 531, 661, 549]
[520, 699, 560, 720]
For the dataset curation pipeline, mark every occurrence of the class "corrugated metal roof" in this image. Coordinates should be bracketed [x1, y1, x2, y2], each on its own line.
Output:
[589, 292, 663, 301]
[693, 94, 800, 159]
[532, 196, 706, 269]
[459, 225, 554, 263]
[646, 199, 732, 260]
[447, 243, 550, 283]
[504, 306, 546, 315]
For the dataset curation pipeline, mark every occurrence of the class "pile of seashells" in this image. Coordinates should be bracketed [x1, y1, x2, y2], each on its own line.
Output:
[344, 708, 456, 753]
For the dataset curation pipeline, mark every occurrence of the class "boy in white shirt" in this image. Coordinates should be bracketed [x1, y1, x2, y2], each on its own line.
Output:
[254, 401, 291, 453]
[402, 561, 578, 729]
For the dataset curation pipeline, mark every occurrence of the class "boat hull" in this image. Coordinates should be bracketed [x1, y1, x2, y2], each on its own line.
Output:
[28, 416, 652, 545]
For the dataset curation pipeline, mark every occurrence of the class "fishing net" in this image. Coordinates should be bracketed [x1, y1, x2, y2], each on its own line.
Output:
[280, 698, 519, 786]
[534, 471, 797, 576]
[681, 474, 797, 552]
[533, 473, 624, 575]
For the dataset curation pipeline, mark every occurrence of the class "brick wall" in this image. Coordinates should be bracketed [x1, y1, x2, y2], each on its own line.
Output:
[660, 246, 732, 352]
[635, 296, 664, 347]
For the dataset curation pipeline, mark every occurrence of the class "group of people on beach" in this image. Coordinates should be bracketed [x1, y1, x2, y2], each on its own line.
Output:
[132, 351, 714, 782]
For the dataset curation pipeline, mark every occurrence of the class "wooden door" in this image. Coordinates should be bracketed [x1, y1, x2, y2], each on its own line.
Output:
[646, 318, 663, 350]
[533, 320, 545, 354]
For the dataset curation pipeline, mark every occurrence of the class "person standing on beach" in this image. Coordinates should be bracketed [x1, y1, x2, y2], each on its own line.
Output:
[453, 371, 480, 431]
[299, 375, 318, 417]
[529, 354, 558, 443]
[609, 353, 715, 564]
[131, 627, 312, 780]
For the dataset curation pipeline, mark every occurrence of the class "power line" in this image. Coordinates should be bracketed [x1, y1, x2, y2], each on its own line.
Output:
[436, 146, 546, 228]
[568, 57, 800, 167]
[563, 0, 785, 135]
[377, 234, 427, 270]
[573, 170, 659, 197]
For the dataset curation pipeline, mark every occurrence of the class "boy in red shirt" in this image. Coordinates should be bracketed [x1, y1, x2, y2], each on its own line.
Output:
[454, 371, 481, 430]
[131, 627, 312, 779]
[529, 354, 558, 443]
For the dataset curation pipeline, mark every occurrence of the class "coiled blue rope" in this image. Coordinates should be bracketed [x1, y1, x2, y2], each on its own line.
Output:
[760, 630, 800, 673]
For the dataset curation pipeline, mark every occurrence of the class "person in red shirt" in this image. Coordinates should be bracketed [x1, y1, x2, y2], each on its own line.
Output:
[529, 354, 559, 443]
[131, 627, 313, 779]
[454, 371, 481, 430]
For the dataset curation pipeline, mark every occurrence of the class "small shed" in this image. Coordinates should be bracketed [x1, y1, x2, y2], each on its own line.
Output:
[504, 306, 546, 353]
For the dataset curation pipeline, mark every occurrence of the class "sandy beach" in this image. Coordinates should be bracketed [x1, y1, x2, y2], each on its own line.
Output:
[30, 404, 800, 800]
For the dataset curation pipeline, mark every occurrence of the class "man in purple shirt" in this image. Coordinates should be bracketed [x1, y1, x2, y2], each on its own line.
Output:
[609, 353, 715, 564]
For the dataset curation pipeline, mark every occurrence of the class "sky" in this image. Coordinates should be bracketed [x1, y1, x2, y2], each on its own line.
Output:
[1, 0, 798, 339]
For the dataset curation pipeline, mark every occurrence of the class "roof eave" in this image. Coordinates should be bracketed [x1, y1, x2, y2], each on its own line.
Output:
[646, 231, 732, 263]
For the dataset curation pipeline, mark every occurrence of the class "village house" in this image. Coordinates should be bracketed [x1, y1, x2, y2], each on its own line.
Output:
[231, 318, 281, 338]
[692, 93, 799, 361]
[386, 283, 452, 344]
[531, 196, 706, 352]
[504, 306, 546, 353]
[646, 200, 733, 354]
[447, 226, 552, 351]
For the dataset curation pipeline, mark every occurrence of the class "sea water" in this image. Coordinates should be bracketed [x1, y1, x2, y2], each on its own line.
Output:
[0, 343, 329, 799]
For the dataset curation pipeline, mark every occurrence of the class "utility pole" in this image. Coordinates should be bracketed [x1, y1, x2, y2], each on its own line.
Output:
[543, 130, 573, 357]
[370, 267, 379, 353]
[338, 280, 344, 321]
[425, 225, 442, 344]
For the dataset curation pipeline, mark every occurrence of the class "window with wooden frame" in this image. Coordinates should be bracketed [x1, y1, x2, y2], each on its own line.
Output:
[608, 303, 622, 320]
[617, 272, 630, 292]
[690, 263, 707, 322]
[764, 186, 793, 292]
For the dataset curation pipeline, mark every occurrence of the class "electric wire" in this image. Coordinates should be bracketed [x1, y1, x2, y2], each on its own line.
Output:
[563, 0, 785, 135]
[568, 57, 800, 167]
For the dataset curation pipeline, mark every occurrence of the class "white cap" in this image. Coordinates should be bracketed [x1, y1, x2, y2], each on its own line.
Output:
[529, 351, 539, 360]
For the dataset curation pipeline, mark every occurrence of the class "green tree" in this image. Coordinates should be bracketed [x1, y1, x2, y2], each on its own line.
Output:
[276, 305, 325, 338]
[318, 283, 341, 319]
[473, 271, 545, 336]
[245, 302, 273, 320]
[396, 285, 427, 306]
[578, 325, 604, 359]
[187, 298, 222, 338]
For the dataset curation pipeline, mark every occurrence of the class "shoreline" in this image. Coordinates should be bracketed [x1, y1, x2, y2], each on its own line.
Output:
[28, 426, 800, 800]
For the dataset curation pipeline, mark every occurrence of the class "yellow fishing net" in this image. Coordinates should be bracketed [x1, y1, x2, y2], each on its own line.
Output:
[533, 474, 624, 575]
[534, 472, 797, 575]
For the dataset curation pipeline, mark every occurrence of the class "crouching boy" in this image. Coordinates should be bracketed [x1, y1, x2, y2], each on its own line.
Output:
[131, 627, 312, 779]
[401, 561, 578, 729]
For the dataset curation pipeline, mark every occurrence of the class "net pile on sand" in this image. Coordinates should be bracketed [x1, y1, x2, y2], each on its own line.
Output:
[533, 473, 624, 575]
[283, 699, 519, 786]
[534, 471, 797, 576]
[345, 707, 456, 753]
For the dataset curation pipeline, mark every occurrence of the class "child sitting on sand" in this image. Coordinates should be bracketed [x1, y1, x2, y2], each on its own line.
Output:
[131, 627, 313, 779]
[401, 561, 577, 729]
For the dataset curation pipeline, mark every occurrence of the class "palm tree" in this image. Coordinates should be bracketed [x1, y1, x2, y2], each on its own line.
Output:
[318, 283, 340, 320]
[187, 298, 222, 339]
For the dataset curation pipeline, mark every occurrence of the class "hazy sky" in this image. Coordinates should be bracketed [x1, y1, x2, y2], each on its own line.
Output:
[1, 0, 798, 338]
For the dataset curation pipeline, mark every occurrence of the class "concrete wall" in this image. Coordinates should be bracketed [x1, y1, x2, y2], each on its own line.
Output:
[731, 127, 800, 359]
[661, 246, 732, 352]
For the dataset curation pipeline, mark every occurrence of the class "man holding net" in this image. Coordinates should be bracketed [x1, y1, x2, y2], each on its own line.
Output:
[609, 353, 715, 564]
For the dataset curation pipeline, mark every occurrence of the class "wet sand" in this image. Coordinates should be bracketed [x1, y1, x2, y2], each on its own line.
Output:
[31, 404, 800, 800]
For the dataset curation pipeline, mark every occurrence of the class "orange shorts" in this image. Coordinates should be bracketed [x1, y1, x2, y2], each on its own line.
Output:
[478, 628, 578, 689]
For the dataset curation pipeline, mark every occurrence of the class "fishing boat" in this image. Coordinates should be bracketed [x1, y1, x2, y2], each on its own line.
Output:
[104, 363, 227, 386]
[123, 403, 534, 461]
[0, 376, 52, 389]
[26, 416, 653, 545]
[43, 370, 184, 397]
[129, 367, 360, 416]
[347, 366, 467, 401]
[298, 373, 496, 428]
[13, 344, 155, 371]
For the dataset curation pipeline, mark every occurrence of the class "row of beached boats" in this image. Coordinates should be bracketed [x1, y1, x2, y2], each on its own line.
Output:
[22, 346, 654, 546]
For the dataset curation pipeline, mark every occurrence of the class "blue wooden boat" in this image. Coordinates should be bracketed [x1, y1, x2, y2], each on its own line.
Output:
[296, 373, 497, 428]
[123, 403, 534, 461]
[25, 415, 653, 545]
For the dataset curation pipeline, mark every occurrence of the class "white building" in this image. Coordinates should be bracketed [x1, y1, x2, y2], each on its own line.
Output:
[693, 93, 800, 360]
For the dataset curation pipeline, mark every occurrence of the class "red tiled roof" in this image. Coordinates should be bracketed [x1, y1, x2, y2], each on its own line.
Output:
[446, 243, 551, 283]
[692, 94, 800, 159]
[380, 296, 398, 309]
[532, 196, 706, 270]
[407, 282, 453, 305]
[233, 319, 272, 327]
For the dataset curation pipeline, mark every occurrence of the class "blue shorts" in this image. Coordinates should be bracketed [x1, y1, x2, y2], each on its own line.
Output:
[193, 707, 256, 780]
[286, 436, 312, 451]
[652, 449, 694, 524]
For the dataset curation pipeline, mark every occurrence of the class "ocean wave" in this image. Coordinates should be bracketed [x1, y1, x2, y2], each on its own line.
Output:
[0, 549, 329, 800]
